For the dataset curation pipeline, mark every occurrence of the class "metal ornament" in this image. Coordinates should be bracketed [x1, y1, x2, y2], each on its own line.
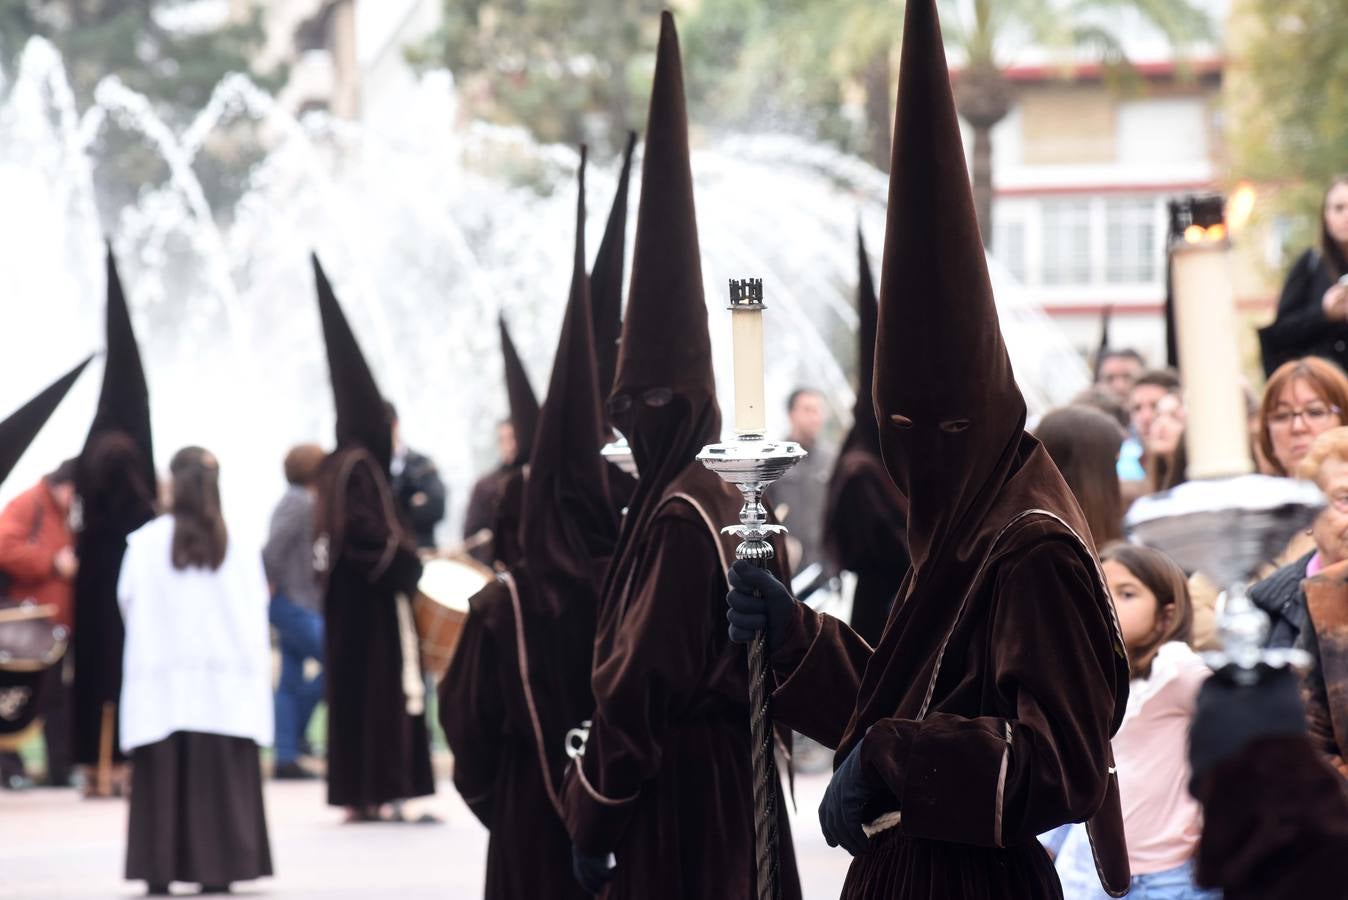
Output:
[698, 437, 805, 900]
[1125, 474, 1324, 682]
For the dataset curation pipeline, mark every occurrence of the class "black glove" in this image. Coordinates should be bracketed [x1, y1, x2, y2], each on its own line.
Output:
[1189, 663, 1307, 795]
[819, 738, 890, 857]
[571, 846, 614, 895]
[726, 559, 795, 652]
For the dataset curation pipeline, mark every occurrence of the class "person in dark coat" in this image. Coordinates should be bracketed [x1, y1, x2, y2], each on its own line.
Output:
[822, 229, 909, 648]
[385, 402, 447, 550]
[71, 248, 158, 798]
[462, 321, 540, 568]
[441, 148, 619, 900]
[726, 2, 1131, 896]
[558, 14, 802, 899]
[1250, 550, 1317, 649]
[0, 358, 91, 775]
[1188, 665, 1348, 898]
[1258, 176, 1348, 376]
[309, 256, 434, 820]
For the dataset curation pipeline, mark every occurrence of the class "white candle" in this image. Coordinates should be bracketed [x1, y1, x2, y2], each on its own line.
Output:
[1171, 238, 1254, 479]
[730, 282, 766, 438]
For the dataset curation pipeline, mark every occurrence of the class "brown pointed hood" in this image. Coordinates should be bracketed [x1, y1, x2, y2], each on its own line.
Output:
[82, 246, 155, 492]
[0, 356, 92, 487]
[872, 0, 1029, 568]
[499, 315, 540, 466]
[313, 253, 392, 472]
[521, 147, 619, 608]
[607, 10, 719, 504]
[590, 131, 637, 406]
[844, 226, 881, 456]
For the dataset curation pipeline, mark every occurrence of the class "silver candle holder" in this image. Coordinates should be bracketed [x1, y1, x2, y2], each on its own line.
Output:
[1125, 474, 1323, 683]
[699, 438, 805, 899]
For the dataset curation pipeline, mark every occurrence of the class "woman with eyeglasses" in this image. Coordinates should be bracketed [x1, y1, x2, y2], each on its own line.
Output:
[1258, 357, 1348, 478]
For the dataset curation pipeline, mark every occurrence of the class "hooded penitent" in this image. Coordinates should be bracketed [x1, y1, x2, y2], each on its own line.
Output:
[311, 254, 432, 809]
[1093, 304, 1113, 383]
[820, 230, 908, 647]
[559, 14, 800, 900]
[768, 0, 1131, 895]
[441, 149, 619, 900]
[72, 248, 159, 767]
[499, 316, 540, 467]
[314, 255, 392, 472]
[0, 356, 92, 741]
[590, 131, 637, 408]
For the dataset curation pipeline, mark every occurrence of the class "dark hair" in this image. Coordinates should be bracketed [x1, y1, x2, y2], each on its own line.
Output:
[1146, 431, 1188, 494]
[383, 400, 399, 426]
[47, 457, 79, 486]
[1132, 369, 1181, 393]
[1259, 356, 1348, 476]
[1072, 387, 1130, 430]
[283, 444, 326, 487]
[786, 387, 822, 414]
[1321, 176, 1348, 279]
[1100, 541, 1193, 677]
[1098, 348, 1145, 369]
[170, 446, 228, 571]
[1035, 405, 1126, 547]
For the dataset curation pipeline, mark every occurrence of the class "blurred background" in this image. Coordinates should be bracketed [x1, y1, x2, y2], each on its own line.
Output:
[0, 0, 1333, 545]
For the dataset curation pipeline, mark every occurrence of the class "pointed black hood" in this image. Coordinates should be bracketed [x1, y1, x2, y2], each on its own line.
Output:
[499, 315, 540, 466]
[521, 147, 619, 610]
[313, 253, 392, 471]
[0, 357, 93, 487]
[843, 227, 881, 456]
[590, 131, 638, 408]
[83, 246, 154, 491]
[1093, 305, 1113, 382]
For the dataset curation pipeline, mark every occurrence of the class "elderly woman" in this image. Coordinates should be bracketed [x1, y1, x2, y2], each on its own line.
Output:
[1258, 427, 1348, 780]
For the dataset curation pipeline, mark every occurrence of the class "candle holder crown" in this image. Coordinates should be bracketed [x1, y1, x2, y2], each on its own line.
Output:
[729, 278, 764, 309]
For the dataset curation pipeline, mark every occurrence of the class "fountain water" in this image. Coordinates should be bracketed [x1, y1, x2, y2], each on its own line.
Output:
[0, 38, 1088, 548]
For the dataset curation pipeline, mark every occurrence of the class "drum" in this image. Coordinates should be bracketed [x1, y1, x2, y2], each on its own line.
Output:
[414, 557, 492, 681]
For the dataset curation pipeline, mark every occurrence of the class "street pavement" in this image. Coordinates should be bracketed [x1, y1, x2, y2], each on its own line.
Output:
[1, 770, 852, 898]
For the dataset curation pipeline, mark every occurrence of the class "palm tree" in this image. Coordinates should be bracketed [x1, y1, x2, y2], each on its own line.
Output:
[941, 0, 1213, 247]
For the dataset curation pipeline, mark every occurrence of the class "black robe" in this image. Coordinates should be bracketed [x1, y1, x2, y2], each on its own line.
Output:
[440, 565, 594, 900]
[71, 434, 156, 765]
[316, 446, 433, 808]
[560, 466, 803, 900]
[824, 450, 908, 648]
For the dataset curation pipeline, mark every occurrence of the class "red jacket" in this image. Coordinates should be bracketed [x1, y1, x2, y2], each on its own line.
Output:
[0, 480, 75, 628]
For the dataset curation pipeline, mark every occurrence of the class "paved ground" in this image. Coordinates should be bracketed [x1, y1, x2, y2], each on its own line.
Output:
[1, 771, 852, 898]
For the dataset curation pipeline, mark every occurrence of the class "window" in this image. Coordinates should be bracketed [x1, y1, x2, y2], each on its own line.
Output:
[993, 217, 1028, 282]
[1104, 198, 1158, 283]
[1041, 199, 1092, 285]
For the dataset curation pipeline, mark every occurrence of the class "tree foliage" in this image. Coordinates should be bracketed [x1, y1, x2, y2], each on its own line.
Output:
[0, 1, 277, 124]
[406, 0, 666, 158]
[1231, 0, 1348, 256]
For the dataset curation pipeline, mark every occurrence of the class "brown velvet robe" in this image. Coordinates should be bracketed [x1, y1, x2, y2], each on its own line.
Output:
[559, 465, 801, 900]
[316, 446, 433, 808]
[441, 568, 594, 900]
[1193, 735, 1348, 898]
[772, 496, 1125, 898]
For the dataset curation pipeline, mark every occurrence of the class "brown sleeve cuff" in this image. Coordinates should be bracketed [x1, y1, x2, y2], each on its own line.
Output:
[869, 714, 1009, 848]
